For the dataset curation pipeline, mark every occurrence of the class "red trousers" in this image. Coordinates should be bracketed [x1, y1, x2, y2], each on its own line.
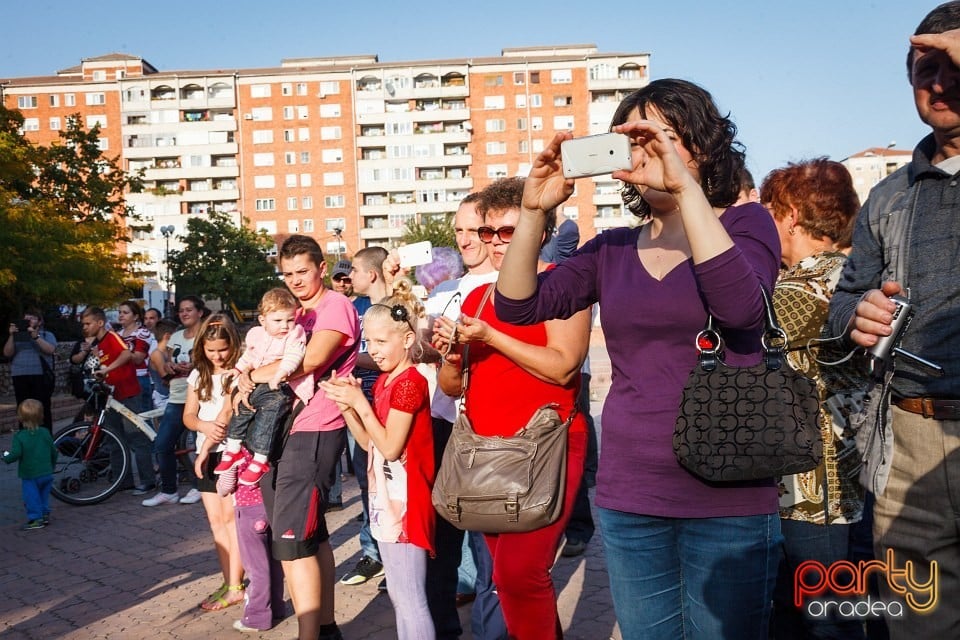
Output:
[485, 429, 587, 640]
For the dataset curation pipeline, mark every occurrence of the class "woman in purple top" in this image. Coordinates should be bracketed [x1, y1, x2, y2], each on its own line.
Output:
[496, 79, 783, 640]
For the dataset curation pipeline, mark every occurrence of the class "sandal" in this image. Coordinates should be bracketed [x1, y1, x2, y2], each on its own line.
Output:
[200, 583, 245, 611]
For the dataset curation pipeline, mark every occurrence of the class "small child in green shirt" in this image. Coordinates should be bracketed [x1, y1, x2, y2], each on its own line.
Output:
[3, 399, 58, 530]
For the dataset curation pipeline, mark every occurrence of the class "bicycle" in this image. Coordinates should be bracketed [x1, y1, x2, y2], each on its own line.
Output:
[51, 380, 194, 505]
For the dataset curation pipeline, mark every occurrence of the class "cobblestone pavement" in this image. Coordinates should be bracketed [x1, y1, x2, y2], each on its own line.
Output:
[1, 330, 619, 640]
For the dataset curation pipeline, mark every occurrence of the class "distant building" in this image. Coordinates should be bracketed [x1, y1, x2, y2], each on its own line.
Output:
[1, 45, 649, 283]
[841, 147, 912, 205]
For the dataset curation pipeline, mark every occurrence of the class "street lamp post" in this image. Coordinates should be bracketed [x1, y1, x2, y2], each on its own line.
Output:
[160, 225, 175, 319]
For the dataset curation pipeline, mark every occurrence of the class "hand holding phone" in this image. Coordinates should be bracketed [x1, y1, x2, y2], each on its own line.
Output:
[397, 241, 433, 268]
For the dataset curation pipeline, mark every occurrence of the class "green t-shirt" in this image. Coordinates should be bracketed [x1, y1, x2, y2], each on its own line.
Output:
[3, 428, 57, 479]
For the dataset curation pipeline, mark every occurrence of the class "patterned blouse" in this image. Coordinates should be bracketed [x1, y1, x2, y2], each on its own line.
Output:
[774, 251, 865, 525]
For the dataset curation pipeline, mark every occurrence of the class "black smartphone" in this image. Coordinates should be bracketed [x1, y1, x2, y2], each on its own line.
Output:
[13, 319, 31, 342]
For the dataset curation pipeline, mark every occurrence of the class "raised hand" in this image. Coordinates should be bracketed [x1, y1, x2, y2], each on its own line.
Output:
[523, 132, 576, 215]
[611, 120, 698, 196]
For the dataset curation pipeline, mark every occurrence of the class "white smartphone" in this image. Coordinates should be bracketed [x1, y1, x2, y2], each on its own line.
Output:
[561, 132, 633, 179]
[397, 240, 433, 268]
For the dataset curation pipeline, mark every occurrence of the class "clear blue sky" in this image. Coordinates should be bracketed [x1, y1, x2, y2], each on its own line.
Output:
[2, 0, 931, 182]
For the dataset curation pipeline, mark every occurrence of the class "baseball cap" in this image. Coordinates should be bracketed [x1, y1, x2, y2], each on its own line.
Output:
[332, 260, 352, 279]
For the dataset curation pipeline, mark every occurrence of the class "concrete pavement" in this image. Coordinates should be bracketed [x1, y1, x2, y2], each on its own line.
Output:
[0, 329, 619, 640]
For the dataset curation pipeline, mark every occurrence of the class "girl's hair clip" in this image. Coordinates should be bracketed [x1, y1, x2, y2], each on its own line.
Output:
[390, 305, 409, 323]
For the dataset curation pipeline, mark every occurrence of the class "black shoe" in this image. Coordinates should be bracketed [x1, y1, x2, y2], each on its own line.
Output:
[562, 539, 587, 557]
[22, 519, 45, 530]
[339, 556, 384, 585]
[41, 513, 50, 526]
[377, 577, 387, 592]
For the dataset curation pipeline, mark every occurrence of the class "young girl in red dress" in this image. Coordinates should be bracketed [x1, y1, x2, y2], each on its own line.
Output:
[320, 280, 435, 640]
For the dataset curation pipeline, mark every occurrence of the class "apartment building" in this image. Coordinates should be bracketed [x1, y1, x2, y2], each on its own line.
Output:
[841, 146, 912, 206]
[1, 45, 648, 286]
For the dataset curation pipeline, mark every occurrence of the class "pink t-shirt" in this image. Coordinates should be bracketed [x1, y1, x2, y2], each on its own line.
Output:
[236, 324, 312, 403]
[291, 291, 360, 433]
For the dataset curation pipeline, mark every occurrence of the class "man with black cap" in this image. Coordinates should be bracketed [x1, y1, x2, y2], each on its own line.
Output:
[330, 260, 354, 299]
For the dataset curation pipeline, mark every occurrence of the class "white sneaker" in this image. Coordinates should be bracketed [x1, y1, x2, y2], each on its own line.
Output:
[179, 488, 202, 504]
[141, 491, 180, 507]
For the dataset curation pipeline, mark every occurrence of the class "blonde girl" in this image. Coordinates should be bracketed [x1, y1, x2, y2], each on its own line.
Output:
[320, 281, 436, 640]
[183, 313, 246, 611]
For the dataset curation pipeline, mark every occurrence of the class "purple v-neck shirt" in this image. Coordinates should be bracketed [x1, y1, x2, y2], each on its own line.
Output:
[496, 203, 782, 517]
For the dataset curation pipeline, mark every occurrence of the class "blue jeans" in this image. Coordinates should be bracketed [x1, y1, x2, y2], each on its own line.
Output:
[772, 520, 866, 640]
[137, 375, 153, 411]
[598, 508, 781, 640]
[469, 529, 508, 640]
[154, 402, 185, 494]
[22, 475, 53, 521]
[227, 383, 292, 457]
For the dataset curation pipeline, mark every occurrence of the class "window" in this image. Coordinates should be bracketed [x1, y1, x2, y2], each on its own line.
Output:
[326, 218, 346, 232]
[302, 197, 313, 210]
[283, 106, 294, 120]
[325, 195, 345, 208]
[551, 69, 572, 84]
[532, 139, 545, 152]
[517, 117, 527, 130]
[255, 198, 276, 211]
[49, 95, 59, 107]
[485, 141, 507, 155]
[553, 115, 575, 130]
[92, 70, 106, 82]
[303, 218, 315, 231]
[250, 84, 271, 98]
[254, 175, 276, 188]
[530, 71, 540, 84]
[288, 219, 299, 232]
[513, 72, 525, 85]
[515, 94, 527, 109]
[284, 152, 296, 165]
[96, 138, 109, 151]
[252, 130, 274, 144]
[283, 129, 294, 142]
[49, 117, 61, 130]
[531, 117, 543, 131]
[297, 106, 309, 119]
[300, 173, 312, 187]
[64, 94, 76, 107]
[298, 127, 310, 141]
[484, 75, 503, 87]
[286, 174, 298, 187]
[320, 126, 341, 140]
[319, 104, 341, 118]
[518, 140, 529, 154]
[484, 96, 505, 110]
[258, 221, 277, 234]
[86, 92, 106, 106]
[324, 172, 344, 186]
[322, 149, 343, 163]
[485, 119, 506, 132]
[296, 82, 308, 96]
[300, 151, 311, 164]
[554, 95, 572, 107]
[86, 115, 108, 129]
[590, 63, 617, 81]
[251, 107, 273, 121]
[17, 96, 38, 109]
[287, 196, 298, 210]
[319, 81, 339, 95]
[253, 153, 275, 167]
[281, 83, 292, 96]
[487, 164, 508, 179]
[530, 94, 542, 108]
[23, 118, 40, 131]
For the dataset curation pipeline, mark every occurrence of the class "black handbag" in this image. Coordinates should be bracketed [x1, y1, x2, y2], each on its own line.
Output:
[673, 287, 823, 482]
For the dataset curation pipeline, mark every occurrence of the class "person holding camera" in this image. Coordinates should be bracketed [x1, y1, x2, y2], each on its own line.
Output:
[827, 5, 960, 637]
[4, 308, 57, 431]
[494, 79, 782, 639]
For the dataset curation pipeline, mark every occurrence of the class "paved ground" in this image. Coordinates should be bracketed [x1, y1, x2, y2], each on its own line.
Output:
[0, 329, 619, 640]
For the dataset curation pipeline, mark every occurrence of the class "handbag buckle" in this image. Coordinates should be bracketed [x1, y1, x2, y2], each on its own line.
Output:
[505, 494, 519, 522]
[695, 329, 722, 371]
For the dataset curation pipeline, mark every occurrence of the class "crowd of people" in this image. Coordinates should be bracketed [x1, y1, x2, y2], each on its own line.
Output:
[6, 4, 960, 638]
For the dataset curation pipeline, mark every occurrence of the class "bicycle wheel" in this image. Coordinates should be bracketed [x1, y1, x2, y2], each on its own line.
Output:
[51, 421, 130, 505]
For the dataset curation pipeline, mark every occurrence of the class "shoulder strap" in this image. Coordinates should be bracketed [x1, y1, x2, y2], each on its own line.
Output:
[459, 284, 495, 403]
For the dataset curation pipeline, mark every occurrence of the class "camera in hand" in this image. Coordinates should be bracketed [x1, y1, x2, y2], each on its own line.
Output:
[13, 319, 32, 342]
[861, 295, 943, 380]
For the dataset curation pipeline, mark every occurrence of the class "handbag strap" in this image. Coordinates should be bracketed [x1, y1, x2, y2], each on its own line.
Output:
[458, 284, 495, 408]
[696, 286, 787, 372]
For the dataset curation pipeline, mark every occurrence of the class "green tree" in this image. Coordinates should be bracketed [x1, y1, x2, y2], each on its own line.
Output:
[168, 211, 278, 309]
[401, 213, 455, 249]
[0, 107, 138, 320]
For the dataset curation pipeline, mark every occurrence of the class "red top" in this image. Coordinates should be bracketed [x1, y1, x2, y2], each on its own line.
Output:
[97, 330, 141, 401]
[121, 326, 152, 376]
[369, 366, 435, 555]
[461, 284, 584, 437]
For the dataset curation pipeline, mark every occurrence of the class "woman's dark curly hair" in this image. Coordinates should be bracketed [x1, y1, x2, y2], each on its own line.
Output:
[611, 79, 746, 221]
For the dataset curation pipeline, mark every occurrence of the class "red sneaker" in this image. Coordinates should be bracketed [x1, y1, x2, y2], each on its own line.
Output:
[238, 460, 270, 486]
[214, 449, 244, 475]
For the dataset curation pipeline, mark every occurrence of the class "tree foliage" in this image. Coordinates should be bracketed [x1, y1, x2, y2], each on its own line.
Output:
[0, 106, 140, 320]
[168, 211, 279, 308]
[402, 213, 455, 249]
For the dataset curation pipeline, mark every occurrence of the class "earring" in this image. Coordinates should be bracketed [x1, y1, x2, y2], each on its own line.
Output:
[789, 226, 797, 236]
